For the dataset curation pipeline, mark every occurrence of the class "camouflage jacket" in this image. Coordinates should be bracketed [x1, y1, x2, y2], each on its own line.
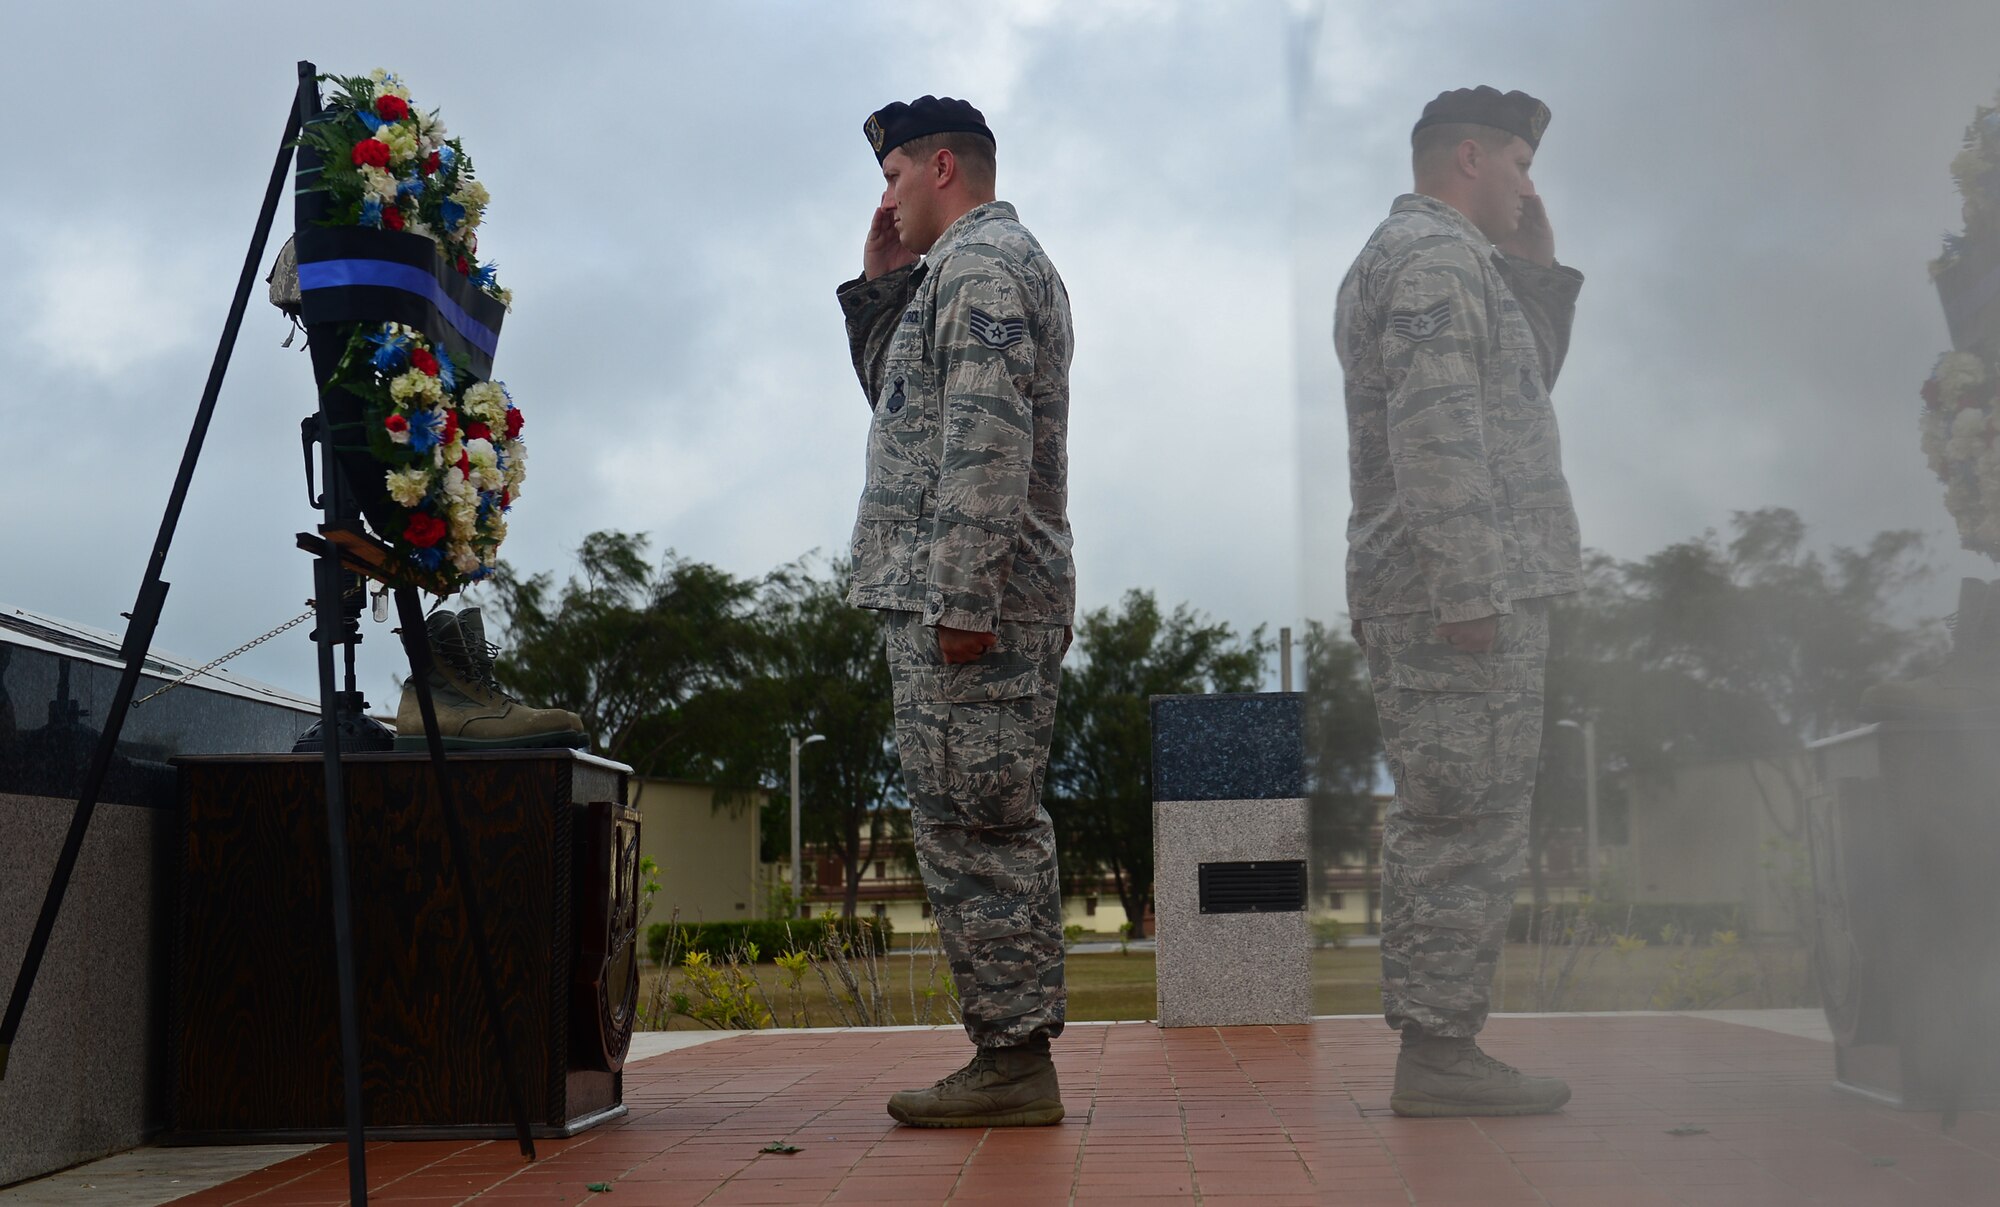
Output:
[837, 201, 1075, 631]
[1335, 193, 1584, 622]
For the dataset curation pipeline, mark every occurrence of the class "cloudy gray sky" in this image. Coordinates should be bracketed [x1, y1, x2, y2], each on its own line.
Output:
[1295, 0, 2000, 627]
[1, 0, 1994, 705]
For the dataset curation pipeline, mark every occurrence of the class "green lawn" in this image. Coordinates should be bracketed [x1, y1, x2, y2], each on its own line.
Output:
[640, 938, 1813, 1031]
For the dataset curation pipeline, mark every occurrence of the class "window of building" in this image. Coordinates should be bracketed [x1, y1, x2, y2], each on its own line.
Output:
[874, 861, 886, 880]
[921, 901, 933, 919]
[872, 902, 887, 920]
[1327, 892, 1344, 910]
[1085, 896, 1098, 916]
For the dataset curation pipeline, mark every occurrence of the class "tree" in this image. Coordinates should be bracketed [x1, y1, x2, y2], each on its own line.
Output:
[1045, 590, 1268, 928]
[482, 530, 759, 772]
[1528, 509, 1938, 906]
[1301, 620, 1382, 918]
[733, 560, 903, 920]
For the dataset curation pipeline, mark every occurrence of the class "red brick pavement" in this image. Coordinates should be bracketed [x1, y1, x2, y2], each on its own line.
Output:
[170, 1016, 2000, 1205]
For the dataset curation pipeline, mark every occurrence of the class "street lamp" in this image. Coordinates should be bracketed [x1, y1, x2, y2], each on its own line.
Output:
[1555, 718, 1599, 886]
[789, 733, 826, 918]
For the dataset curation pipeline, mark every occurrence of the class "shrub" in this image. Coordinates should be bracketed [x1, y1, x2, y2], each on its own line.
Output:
[645, 916, 892, 966]
[1312, 917, 1347, 949]
[1506, 902, 1741, 945]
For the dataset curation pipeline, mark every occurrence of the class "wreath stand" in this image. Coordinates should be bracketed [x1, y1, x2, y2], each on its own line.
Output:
[0, 62, 536, 1206]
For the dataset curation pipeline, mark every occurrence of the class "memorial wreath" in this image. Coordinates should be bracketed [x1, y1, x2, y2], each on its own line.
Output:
[298, 70, 524, 589]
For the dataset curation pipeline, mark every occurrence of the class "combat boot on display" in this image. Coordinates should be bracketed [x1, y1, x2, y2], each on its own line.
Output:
[1860, 578, 2000, 720]
[1390, 1033, 1572, 1117]
[453, 606, 588, 734]
[394, 608, 589, 751]
[886, 1038, 1064, 1128]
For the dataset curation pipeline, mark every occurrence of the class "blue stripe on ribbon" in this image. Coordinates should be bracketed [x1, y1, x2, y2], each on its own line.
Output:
[297, 258, 499, 354]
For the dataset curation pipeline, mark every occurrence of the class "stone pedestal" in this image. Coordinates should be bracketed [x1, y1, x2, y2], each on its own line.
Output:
[1809, 720, 2000, 1112]
[1151, 693, 1311, 1028]
[167, 750, 637, 1141]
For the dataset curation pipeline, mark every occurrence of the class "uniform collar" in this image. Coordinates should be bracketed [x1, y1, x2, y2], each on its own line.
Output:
[925, 200, 1017, 262]
[1392, 193, 1490, 247]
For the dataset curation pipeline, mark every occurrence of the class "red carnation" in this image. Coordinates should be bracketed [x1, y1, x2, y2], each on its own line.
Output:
[375, 95, 410, 122]
[465, 420, 492, 441]
[500, 489, 512, 509]
[457, 452, 472, 478]
[383, 205, 405, 232]
[456, 255, 469, 275]
[425, 150, 441, 176]
[441, 410, 460, 444]
[384, 413, 409, 434]
[504, 407, 523, 439]
[405, 512, 447, 549]
[411, 348, 439, 376]
[351, 139, 391, 168]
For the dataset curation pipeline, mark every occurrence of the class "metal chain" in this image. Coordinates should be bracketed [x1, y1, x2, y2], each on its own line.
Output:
[130, 584, 368, 707]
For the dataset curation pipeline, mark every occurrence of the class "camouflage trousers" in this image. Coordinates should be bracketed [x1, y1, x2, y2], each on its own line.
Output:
[1360, 600, 1549, 1039]
[882, 610, 1069, 1048]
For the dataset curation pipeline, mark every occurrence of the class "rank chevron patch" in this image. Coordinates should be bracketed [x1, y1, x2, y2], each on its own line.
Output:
[1388, 300, 1454, 342]
[968, 307, 1027, 349]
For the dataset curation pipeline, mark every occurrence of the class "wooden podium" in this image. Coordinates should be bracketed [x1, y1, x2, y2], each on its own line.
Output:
[167, 750, 639, 1141]
[1810, 721, 2000, 1113]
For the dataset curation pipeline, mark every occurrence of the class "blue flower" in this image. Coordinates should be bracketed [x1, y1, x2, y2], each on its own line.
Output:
[365, 325, 410, 372]
[397, 176, 425, 204]
[440, 198, 465, 233]
[406, 408, 443, 454]
[358, 198, 383, 229]
[468, 565, 492, 582]
[356, 110, 385, 134]
[437, 144, 458, 173]
[413, 546, 445, 570]
[471, 262, 499, 289]
[435, 353, 458, 392]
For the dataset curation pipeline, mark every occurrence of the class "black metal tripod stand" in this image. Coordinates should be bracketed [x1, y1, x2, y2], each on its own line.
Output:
[0, 61, 536, 1207]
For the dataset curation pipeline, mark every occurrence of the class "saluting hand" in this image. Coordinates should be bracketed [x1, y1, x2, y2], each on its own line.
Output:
[1496, 195, 1555, 267]
[863, 204, 918, 281]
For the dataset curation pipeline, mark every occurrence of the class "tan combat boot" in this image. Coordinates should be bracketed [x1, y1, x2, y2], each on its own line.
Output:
[1860, 578, 2000, 721]
[1391, 1034, 1571, 1117]
[886, 1041, 1065, 1128]
[454, 607, 588, 734]
[394, 609, 588, 750]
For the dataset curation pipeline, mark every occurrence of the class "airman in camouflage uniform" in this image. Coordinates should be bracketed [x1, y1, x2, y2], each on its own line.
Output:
[1336, 86, 1583, 1116]
[838, 95, 1074, 1128]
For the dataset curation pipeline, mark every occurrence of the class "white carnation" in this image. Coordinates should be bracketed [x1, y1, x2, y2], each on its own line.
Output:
[385, 466, 429, 507]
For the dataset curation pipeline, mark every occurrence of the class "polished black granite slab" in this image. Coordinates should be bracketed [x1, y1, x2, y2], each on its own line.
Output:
[1, 631, 318, 810]
[1150, 692, 1304, 802]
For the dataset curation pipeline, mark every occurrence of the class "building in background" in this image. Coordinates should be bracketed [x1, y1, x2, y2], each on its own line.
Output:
[627, 777, 776, 928]
[1619, 753, 1810, 936]
[800, 840, 1137, 938]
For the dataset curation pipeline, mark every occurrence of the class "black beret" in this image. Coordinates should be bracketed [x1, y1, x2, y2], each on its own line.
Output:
[863, 95, 994, 163]
[1412, 86, 1551, 150]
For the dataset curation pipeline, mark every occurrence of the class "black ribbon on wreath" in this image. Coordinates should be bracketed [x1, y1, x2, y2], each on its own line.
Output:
[293, 120, 508, 564]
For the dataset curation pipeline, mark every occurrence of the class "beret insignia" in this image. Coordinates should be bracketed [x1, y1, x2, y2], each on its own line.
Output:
[864, 113, 886, 155]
